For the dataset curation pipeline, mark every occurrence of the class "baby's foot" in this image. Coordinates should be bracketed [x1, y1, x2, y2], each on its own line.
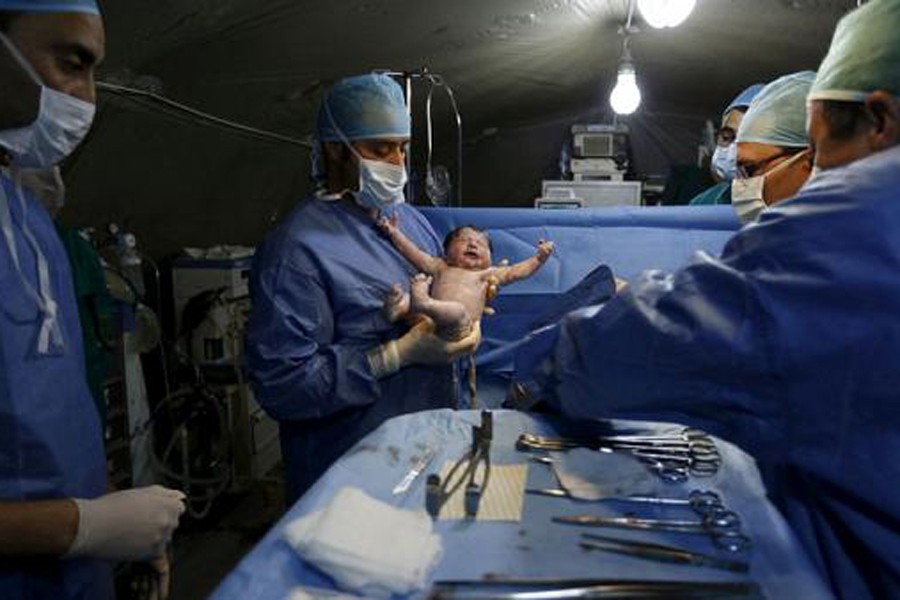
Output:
[409, 273, 434, 313]
[384, 283, 409, 322]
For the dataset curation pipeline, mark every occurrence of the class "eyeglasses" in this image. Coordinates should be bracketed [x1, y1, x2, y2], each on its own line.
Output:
[736, 149, 803, 179]
[715, 127, 736, 147]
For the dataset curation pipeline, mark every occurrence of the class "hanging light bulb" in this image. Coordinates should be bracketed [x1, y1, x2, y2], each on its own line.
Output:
[610, 65, 641, 115]
[609, 41, 641, 115]
[637, 0, 696, 28]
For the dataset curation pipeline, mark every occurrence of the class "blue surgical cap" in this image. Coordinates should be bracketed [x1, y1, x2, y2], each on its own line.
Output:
[316, 73, 410, 142]
[809, 0, 900, 102]
[0, 0, 100, 14]
[736, 71, 816, 148]
[723, 84, 765, 117]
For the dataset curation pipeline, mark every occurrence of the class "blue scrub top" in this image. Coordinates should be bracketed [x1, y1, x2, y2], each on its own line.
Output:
[0, 174, 112, 600]
[246, 195, 457, 502]
[520, 145, 900, 600]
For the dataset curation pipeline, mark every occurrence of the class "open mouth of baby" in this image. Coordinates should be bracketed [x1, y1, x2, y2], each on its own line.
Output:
[464, 250, 480, 259]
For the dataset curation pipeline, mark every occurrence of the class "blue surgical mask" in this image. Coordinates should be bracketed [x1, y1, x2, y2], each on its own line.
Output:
[0, 32, 95, 169]
[711, 142, 737, 181]
[355, 156, 407, 211]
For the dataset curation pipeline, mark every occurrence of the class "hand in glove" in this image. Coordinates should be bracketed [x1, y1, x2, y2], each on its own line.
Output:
[369, 319, 481, 378]
[65, 486, 186, 561]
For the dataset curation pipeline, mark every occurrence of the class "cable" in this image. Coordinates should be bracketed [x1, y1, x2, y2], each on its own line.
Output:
[96, 81, 312, 149]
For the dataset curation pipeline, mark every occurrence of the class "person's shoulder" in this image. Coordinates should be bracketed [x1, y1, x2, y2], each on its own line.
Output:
[394, 204, 439, 236]
[798, 146, 900, 205]
[688, 182, 730, 206]
[253, 197, 328, 269]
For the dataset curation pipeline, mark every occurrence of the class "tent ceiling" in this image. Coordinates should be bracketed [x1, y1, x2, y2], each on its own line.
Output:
[57, 0, 858, 255]
[98, 0, 852, 136]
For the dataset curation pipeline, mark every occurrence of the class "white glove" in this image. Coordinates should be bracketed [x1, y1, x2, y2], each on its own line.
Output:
[368, 320, 481, 378]
[65, 486, 186, 561]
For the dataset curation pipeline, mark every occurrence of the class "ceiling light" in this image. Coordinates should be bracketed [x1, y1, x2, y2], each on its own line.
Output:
[609, 40, 641, 115]
[637, 0, 696, 28]
[610, 65, 641, 115]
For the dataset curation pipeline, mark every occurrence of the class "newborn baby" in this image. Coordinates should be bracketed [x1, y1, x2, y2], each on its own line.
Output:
[379, 218, 554, 341]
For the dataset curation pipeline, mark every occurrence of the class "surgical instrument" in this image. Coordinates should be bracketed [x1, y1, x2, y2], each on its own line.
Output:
[579, 533, 750, 573]
[517, 432, 721, 477]
[428, 578, 766, 599]
[426, 411, 492, 518]
[527, 450, 691, 483]
[393, 446, 437, 495]
[527, 488, 725, 516]
[554, 511, 752, 551]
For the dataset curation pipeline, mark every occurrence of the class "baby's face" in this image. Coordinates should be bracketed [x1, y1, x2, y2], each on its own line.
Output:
[446, 228, 492, 270]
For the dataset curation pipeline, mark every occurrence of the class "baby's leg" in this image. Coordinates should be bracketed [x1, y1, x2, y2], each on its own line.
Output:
[383, 283, 410, 322]
[408, 274, 472, 340]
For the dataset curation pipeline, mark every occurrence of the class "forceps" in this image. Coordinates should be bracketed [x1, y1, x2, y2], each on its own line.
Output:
[579, 533, 750, 573]
[554, 511, 752, 552]
[528, 488, 725, 517]
[426, 411, 492, 518]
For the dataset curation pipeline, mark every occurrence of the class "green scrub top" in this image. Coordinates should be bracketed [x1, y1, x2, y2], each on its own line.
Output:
[689, 182, 732, 206]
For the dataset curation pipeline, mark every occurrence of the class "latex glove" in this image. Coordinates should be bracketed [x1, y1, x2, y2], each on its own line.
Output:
[369, 320, 481, 378]
[66, 486, 186, 561]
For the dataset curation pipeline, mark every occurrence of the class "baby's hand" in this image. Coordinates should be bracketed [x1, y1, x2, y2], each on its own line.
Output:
[377, 214, 400, 237]
[536, 240, 555, 261]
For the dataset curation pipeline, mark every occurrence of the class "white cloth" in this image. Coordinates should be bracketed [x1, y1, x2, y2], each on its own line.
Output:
[283, 487, 442, 599]
[553, 448, 657, 501]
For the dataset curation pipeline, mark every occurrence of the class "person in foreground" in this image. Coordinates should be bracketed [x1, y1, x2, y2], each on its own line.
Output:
[246, 74, 478, 504]
[515, 1, 900, 598]
[0, 2, 184, 599]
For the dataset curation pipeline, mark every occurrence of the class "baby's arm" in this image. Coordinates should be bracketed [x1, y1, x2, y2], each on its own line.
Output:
[378, 215, 444, 275]
[494, 240, 554, 285]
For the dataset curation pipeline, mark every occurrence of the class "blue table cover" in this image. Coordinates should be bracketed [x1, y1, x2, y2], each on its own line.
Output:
[210, 409, 832, 600]
[420, 206, 741, 382]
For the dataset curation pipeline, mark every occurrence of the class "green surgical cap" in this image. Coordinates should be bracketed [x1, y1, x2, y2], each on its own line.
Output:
[737, 71, 816, 148]
[809, 0, 900, 102]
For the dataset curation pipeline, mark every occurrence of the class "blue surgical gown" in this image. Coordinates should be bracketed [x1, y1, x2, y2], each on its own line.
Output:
[246, 196, 457, 502]
[0, 174, 112, 599]
[522, 145, 900, 600]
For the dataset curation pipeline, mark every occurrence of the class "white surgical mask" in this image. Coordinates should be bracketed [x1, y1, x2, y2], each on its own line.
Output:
[731, 176, 767, 225]
[711, 142, 738, 181]
[356, 156, 407, 211]
[0, 32, 95, 170]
